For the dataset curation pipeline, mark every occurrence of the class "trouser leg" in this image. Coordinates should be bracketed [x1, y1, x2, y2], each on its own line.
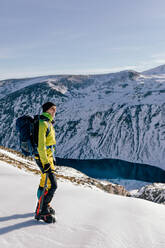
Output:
[42, 172, 57, 210]
[35, 156, 57, 213]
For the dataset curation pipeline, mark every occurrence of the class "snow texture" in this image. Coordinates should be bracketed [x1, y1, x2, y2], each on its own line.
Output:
[1, 161, 165, 248]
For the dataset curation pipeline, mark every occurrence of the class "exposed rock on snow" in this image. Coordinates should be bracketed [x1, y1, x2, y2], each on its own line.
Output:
[133, 183, 165, 204]
[0, 146, 130, 197]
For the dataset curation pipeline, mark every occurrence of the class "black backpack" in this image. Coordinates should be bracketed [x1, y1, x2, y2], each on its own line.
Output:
[16, 115, 50, 157]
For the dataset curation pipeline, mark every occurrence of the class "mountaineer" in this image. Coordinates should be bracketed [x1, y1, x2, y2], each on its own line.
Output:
[34, 102, 57, 223]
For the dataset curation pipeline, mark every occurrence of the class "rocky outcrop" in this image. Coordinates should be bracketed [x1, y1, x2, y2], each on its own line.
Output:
[0, 146, 130, 197]
[133, 183, 165, 204]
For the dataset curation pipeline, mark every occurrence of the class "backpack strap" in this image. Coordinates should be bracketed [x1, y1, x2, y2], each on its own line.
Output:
[46, 122, 51, 137]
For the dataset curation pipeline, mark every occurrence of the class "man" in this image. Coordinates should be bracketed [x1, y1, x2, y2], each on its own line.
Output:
[35, 102, 57, 220]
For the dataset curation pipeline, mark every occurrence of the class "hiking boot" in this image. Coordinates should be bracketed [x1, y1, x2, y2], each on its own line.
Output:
[40, 214, 56, 223]
[40, 206, 51, 215]
[48, 205, 55, 215]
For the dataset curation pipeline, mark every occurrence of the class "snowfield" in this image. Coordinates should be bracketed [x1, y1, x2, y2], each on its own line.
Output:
[0, 161, 165, 248]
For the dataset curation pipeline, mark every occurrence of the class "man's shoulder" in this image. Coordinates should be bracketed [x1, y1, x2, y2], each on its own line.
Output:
[39, 118, 49, 128]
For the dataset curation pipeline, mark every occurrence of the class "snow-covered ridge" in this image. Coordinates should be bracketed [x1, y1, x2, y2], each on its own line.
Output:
[0, 75, 62, 99]
[2, 146, 165, 206]
[0, 146, 130, 196]
[142, 64, 165, 76]
[47, 80, 68, 94]
[1, 65, 165, 170]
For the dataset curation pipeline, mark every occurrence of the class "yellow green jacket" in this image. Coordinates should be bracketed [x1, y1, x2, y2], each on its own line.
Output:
[37, 112, 56, 165]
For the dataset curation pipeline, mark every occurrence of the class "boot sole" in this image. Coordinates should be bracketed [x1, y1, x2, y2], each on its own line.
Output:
[35, 214, 56, 223]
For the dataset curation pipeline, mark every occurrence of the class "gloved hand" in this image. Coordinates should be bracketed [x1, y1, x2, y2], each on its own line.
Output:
[43, 163, 52, 173]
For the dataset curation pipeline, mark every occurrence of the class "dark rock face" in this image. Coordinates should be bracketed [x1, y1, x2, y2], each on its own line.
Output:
[134, 183, 165, 204]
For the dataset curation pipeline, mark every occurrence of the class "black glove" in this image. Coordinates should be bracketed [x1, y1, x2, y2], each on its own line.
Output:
[43, 163, 52, 173]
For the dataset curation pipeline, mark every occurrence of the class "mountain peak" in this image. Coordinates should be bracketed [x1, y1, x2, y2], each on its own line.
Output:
[142, 64, 165, 75]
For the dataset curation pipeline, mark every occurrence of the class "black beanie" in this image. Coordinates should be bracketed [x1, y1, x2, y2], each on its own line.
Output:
[42, 102, 56, 112]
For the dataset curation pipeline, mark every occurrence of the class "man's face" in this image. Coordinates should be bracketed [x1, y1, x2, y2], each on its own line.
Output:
[48, 106, 56, 118]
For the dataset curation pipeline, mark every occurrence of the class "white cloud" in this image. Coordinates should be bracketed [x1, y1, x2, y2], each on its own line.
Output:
[150, 54, 165, 64]
[153, 59, 165, 65]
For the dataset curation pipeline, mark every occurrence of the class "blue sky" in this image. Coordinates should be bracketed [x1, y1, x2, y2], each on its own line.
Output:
[0, 0, 165, 80]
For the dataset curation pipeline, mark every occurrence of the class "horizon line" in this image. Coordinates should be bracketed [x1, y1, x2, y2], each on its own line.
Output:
[0, 63, 165, 81]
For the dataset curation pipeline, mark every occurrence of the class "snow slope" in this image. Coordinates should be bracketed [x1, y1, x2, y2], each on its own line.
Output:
[1, 162, 165, 248]
[142, 64, 165, 75]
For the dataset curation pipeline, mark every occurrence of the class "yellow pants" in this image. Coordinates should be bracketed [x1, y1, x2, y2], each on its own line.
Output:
[35, 154, 55, 189]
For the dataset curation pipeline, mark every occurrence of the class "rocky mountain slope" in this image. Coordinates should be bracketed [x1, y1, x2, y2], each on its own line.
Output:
[1, 65, 165, 171]
[133, 183, 165, 205]
[142, 64, 165, 75]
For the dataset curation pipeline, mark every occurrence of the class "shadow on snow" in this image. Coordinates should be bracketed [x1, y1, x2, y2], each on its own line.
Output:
[0, 213, 46, 235]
